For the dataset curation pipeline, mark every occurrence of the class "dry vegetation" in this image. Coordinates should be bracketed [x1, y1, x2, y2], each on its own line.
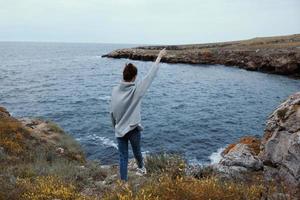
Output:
[104, 154, 279, 200]
[104, 175, 268, 200]
[0, 108, 105, 200]
[0, 107, 293, 199]
[139, 34, 300, 51]
[0, 117, 30, 156]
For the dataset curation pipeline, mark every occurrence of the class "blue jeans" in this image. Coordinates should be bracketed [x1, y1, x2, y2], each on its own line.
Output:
[117, 127, 143, 181]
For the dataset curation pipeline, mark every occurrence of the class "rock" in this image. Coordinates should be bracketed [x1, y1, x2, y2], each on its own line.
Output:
[219, 143, 263, 171]
[0, 107, 10, 118]
[214, 136, 263, 179]
[223, 136, 261, 156]
[128, 158, 138, 170]
[259, 92, 300, 190]
[212, 164, 248, 179]
[56, 147, 65, 154]
[245, 61, 258, 71]
[100, 165, 113, 170]
[213, 92, 300, 198]
[20, 118, 41, 129]
[95, 180, 107, 188]
[104, 174, 118, 185]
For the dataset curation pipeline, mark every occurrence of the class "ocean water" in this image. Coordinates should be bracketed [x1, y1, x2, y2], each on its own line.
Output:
[1, 42, 299, 165]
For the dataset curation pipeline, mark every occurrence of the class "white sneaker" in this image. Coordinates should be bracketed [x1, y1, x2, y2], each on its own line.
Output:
[136, 167, 147, 176]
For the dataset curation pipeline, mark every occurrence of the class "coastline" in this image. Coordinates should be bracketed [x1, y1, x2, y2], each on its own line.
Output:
[102, 34, 300, 78]
[1, 92, 299, 198]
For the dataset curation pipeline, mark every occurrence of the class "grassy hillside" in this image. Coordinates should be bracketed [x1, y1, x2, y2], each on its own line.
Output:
[0, 106, 293, 199]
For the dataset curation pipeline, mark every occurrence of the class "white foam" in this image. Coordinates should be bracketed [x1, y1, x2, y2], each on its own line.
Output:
[76, 134, 118, 149]
[98, 136, 118, 149]
[77, 134, 225, 165]
[141, 150, 148, 155]
[209, 147, 225, 164]
[99, 95, 110, 101]
[188, 158, 204, 166]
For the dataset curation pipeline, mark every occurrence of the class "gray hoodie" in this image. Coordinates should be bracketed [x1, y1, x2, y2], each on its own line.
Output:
[110, 62, 160, 137]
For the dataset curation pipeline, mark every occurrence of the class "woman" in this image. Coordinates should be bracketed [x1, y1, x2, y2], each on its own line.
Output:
[110, 48, 167, 181]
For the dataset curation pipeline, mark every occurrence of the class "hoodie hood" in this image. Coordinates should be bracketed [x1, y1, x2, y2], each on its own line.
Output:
[119, 81, 135, 90]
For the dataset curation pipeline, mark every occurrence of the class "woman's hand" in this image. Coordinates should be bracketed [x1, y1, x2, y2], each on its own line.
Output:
[155, 48, 167, 64]
[158, 48, 167, 58]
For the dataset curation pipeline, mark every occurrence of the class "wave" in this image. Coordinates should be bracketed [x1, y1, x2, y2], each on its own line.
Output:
[209, 147, 225, 164]
[99, 96, 110, 101]
[98, 136, 118, 149]
[77, 133, 225, 165]
[186, 147, 225, 166]
[76, 134, 118, 149]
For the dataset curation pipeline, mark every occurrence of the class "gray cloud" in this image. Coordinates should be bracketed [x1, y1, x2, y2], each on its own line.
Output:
[0, 0, 299, 44]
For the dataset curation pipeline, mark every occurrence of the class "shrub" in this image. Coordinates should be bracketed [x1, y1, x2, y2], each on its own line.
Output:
[189, 165, 216, 179]
[44, 121, 86, 163]
[277, 107, 288, 120]
[16, 175, 91, 200]
[104, 175, 268, 200]
[0, 174, 23, 200]
[145, 153, 186, 178]
[0, 118, 29, 155]
[47, 121, 65, 134]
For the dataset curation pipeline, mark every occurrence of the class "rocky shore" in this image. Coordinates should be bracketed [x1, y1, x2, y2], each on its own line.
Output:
[215, 92, 300, 197]
[0, 92, 299, 199]
[102, 34, 300, 77]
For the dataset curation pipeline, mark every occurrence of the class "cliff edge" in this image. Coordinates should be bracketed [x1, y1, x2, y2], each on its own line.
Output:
[103, 34, 300, 77]
[217, 92, 300, 198]
[1, 92, 299, 199]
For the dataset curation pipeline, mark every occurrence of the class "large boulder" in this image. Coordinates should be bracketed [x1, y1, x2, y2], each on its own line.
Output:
[259, 92, 300, 187]
[220, 143, 263, 171]
[214, 136, 263, 178]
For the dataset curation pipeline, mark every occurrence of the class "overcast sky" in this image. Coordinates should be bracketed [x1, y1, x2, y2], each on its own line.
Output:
[0, 0, 299, 44]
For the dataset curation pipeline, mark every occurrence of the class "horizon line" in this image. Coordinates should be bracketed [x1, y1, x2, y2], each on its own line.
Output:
[0, 32, 299, 46]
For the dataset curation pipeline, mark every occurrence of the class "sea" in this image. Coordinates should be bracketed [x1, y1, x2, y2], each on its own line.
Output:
[1, 42, 299, 165]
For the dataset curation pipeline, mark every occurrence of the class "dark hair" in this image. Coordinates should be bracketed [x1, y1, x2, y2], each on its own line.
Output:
[123, 63, 137, 82]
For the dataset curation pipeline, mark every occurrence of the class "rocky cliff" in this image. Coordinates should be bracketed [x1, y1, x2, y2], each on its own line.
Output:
[102, 34, 300, 77]
[217, 92, 300, 197]
[260, 92, 300, 188]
